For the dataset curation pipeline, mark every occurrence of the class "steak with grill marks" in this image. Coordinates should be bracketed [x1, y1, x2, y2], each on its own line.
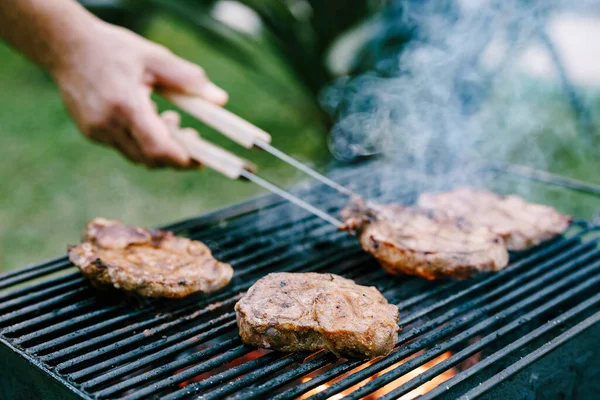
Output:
[418, 188, 572, 251]
[68, 218, 233, 298]
[235, 272, 399, 359]
[340, 200, 509, 280]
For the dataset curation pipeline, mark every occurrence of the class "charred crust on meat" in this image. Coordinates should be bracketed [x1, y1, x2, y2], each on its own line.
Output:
[369, 236, 379, 249]
[235, 272, 399, 359]
[68, 218, 234, 298]
[340, 199, 509, 280]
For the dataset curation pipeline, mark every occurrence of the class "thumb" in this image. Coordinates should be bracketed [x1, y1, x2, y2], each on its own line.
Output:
[148, 47, 229, 106]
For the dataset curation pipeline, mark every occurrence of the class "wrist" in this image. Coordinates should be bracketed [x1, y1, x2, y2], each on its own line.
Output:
[44, 10, 104, 77]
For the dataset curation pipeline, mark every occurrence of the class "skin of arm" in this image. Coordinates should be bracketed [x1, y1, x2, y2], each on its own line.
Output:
[0, 0, 228, 168]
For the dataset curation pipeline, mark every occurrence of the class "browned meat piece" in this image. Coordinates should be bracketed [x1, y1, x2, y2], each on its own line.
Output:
[418, 188, 572, 251]
[68, 218, 233, 298]
[340, 201, 509, 280]
[235, 272, 399, 359]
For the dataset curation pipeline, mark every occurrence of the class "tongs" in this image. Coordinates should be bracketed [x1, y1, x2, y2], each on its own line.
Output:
[161, 90, 354, 227]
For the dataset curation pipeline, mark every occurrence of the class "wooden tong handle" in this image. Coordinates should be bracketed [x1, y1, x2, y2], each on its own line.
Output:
[161, 90, 272, 148]
[171, 127, 256, 180]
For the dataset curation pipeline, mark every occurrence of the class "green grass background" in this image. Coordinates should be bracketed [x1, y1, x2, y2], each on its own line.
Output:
[0, 14, 598, 272]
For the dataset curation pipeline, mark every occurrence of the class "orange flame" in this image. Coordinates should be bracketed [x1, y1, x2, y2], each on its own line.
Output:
[300, 351, 456, 400]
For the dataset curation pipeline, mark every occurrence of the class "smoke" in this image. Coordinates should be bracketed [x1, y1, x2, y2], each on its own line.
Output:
[322, 0, 597, 193]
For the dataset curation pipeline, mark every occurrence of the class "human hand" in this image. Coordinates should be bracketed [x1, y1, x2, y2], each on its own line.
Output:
[50, 20, 228, 168]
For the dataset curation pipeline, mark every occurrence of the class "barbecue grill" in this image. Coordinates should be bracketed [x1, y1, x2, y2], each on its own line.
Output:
[1, 162, 599, 400]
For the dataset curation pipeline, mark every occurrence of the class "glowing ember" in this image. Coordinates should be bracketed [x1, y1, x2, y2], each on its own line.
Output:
[300, 351, 456, 400]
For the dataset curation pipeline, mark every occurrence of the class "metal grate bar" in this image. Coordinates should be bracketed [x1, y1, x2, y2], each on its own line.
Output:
[394, 281, 458, 309]
[211, 217, 328, 258]
[228, 232, 350, 281]
[185, 353, 308, 400]
[2, 298, 99, 338]
[0, 277, 88, 315]
[204, 211, 328, 248]
[421, 289, 600, 399]
[13, 304, 123, 347]
[405, 230, 588, 312]
[222, 228, 345, 274]
[0, 271, 80, 303]
[96, 337, 243, 399]
[300, 248, 600, 400]
[217, 223, 346, 274]
[322, 256, 600, 400]
[0, 287, 89, 328]
[163, 352, 297, 400]
[118, 344, 252, 400]
[37, 304, 172, 359]
[237, 355, 338, 400]
[201, 217, 342, 269]
[79, 315, 237, 388]
[0, 257, 72, 290]
[56, 296, 239, 373]
[34, 297, 196, 358]
[461, 310, 600, 399]
[271, 237, 594, 399]
[379, 274, 600, 400]
[401, 240, 593, 327]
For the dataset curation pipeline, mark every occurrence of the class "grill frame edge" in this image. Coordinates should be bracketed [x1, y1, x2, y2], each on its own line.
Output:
[0, 336, 91, 400]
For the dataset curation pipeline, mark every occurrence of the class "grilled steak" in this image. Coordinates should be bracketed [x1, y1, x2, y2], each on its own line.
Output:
[340, 200, 509, 280]
[68, 218, 233, 298]
[235, 272, 399, 359]
[418, 188, 572, 251]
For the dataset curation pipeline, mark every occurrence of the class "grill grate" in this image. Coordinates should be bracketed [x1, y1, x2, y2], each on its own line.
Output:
[1, 163, 599, 400]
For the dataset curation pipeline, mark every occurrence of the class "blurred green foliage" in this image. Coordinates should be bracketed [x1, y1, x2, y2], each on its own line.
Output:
[84, 0, 374, 94]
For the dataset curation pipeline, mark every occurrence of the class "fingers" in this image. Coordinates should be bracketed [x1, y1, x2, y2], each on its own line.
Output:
[160, 110, 181, 129]
[112, 130, 146, 165]
[147, 47, 229, 106]
[129, 98, 192, 168]
[86, 125, 146, 165]
[160, 111, 203, 169]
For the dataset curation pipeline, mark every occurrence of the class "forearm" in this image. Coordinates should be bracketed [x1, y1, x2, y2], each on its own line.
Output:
[0, 0, 99, 73]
